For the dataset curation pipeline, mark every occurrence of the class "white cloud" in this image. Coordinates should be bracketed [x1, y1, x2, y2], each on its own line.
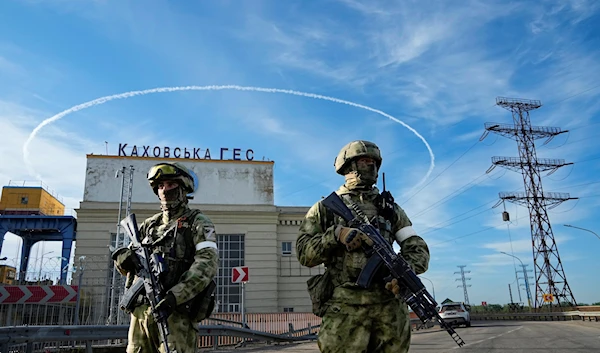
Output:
[0, 101, 94, 211]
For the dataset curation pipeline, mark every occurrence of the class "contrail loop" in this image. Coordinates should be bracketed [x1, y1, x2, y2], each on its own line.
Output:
[23, 85, 435, 192]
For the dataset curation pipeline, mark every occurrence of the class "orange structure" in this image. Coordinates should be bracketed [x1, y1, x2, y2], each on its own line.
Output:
[0, 182, 65, 216]
[0, 264, 17, 284]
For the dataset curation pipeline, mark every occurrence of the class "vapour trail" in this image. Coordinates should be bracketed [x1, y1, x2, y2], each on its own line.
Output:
[23, 85, 435, 191]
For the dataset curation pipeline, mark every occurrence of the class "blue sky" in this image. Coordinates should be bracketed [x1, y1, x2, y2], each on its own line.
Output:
[1, 0, 599, 306]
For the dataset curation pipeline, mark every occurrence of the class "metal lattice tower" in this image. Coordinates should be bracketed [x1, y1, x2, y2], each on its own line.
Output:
[482, 97, 577, 309]
[454, 265, 471, 305]
[108, 165, 135, 325]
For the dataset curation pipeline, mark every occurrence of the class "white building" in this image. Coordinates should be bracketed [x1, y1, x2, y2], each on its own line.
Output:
[74, 152, 323, 323]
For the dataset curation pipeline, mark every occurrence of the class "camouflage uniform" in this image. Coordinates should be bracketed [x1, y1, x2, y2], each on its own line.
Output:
[113, 162, 219, 353]
[297, 141, 430, 353]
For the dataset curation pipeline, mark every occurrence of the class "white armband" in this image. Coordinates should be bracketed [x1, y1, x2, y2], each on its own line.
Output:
[395, 226, 418, 244]
[195, 241, 218, 252]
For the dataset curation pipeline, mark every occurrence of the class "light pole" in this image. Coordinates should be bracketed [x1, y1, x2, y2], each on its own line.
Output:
[419, 276, 436, 302]
[564, 224, 600, 241]
[37, 251, 54, 281]
[500, 251, 532, 308]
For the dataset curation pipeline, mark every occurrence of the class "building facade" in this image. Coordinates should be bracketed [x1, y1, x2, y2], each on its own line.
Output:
[74, 154, 322, 322]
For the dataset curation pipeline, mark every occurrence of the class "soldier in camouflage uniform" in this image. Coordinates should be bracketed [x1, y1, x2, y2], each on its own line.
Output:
[297, 140, 430, 353]
[112, 162, 219, 353]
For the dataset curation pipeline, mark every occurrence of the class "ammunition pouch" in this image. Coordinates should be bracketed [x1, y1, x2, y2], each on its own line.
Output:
[307, 269, 335, 317]
[181, 279, 217, 323]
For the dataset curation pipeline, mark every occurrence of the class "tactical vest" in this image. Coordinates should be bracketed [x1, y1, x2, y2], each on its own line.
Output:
[306, 191, 398, 316]
[142, 208, 216, 322]
[144, 209, 201, 290]
[329, 193, 397, 286]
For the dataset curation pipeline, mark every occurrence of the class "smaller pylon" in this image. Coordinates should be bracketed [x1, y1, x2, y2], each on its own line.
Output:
[454, 265, 471, 305]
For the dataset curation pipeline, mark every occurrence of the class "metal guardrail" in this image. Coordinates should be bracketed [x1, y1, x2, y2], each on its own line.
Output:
[1, 312, 596, 352]
[0, 322, 319, 353]
[472, 310, 600, 321]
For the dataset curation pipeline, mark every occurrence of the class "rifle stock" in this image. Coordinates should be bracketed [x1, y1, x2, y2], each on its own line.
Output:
[120, 213, 176, 353]
[321, 192, 466, 348]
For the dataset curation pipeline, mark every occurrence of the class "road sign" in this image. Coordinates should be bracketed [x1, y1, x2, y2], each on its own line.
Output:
[0, 285, 78, 304]
[543, 293, 554, 303]
[482, 301, 487, 306]
[232, 266, 249, 283]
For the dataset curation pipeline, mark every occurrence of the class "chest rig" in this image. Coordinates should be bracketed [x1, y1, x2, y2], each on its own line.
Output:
[331, 191, 397, 286]
[143, 209, 202, 291]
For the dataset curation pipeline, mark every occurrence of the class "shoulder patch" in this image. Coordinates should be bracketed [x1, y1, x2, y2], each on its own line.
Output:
[190, 212, 216, 241]
[204, 226, 216, 242]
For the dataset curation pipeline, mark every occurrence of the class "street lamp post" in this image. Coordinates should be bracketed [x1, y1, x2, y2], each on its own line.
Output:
[419, 276, 436, 302]
[564, 224, 600, 241]
[37, 251, 54, 281]
[500, 251, 532, 308]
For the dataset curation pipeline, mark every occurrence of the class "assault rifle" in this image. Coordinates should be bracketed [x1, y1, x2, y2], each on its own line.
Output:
[321, 192, 466, 348]
[119, 213, 175, 353]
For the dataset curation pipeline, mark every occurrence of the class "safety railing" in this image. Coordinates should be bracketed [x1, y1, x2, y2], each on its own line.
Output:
[471, 310, 600, 322]
[0, 320, 319, 353]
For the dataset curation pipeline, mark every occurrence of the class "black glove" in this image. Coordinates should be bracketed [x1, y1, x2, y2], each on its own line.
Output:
[154, 292, 178, 316]
[111, 247, 139, 275]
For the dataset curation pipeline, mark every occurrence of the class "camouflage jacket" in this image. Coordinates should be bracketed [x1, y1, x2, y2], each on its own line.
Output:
[296, 185, 430, 304]
[138, 206, 219, 306]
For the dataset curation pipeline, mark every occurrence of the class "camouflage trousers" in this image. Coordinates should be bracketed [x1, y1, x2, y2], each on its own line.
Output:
[317, 299, 411, 353]
[126, 304, 198, 353]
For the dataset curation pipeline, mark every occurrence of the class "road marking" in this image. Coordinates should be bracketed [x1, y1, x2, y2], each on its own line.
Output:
[451, 326, 524, 350]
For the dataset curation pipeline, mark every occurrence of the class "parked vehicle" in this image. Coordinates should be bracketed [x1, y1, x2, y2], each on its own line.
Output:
[439, 302, 471, 327]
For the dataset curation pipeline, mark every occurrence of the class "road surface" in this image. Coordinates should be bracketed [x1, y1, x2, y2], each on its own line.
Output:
[202, 320, 600, 352]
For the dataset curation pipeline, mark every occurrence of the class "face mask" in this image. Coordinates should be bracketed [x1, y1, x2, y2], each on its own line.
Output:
[159, 186, 187, 211]
[345, 161, 378, 190]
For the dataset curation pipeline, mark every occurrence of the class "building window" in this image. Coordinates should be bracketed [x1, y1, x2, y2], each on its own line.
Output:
[20, 196, 28, 205]
[283, 307, 294, 312]
[282, 241, 292, 256]
[215, 234, 245, 313]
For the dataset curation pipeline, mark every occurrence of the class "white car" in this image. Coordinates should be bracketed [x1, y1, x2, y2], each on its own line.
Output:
[438, 302, 471, 327]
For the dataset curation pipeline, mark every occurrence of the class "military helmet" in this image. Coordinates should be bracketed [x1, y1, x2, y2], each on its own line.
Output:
[147, 162, 195, 195]
[334, 140, 382, 175]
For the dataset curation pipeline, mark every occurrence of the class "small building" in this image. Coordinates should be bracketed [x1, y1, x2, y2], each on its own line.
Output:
[0, 182, 65, 216]
[0, 264, 17, 284]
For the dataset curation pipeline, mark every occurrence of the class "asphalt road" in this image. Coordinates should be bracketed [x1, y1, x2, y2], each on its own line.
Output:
[203, 320, 600, 352]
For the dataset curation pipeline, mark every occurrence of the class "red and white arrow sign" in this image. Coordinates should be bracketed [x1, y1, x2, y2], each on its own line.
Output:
[0, 286, 78, 304]
[231, 266, 249, 283]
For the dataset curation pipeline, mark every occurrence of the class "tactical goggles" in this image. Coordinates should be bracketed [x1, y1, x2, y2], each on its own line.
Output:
[147, 164, 189, 181]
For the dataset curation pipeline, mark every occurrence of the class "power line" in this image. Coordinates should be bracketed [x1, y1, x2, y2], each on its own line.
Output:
[400, 140, 481, 206]
[411, 170, 503, 219]
[419, 180, 600, 238]
[409, 157, 599, 222]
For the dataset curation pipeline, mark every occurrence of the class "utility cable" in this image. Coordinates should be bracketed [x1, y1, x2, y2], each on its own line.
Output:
[411, 170, 503, 219]
[418, 179, 599, 237]
[400, 140, 480, 206]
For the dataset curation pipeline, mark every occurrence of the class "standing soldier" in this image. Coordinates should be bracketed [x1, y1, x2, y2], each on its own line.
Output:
[297, 140, 430, 353]
[112, 162, 219, 353]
